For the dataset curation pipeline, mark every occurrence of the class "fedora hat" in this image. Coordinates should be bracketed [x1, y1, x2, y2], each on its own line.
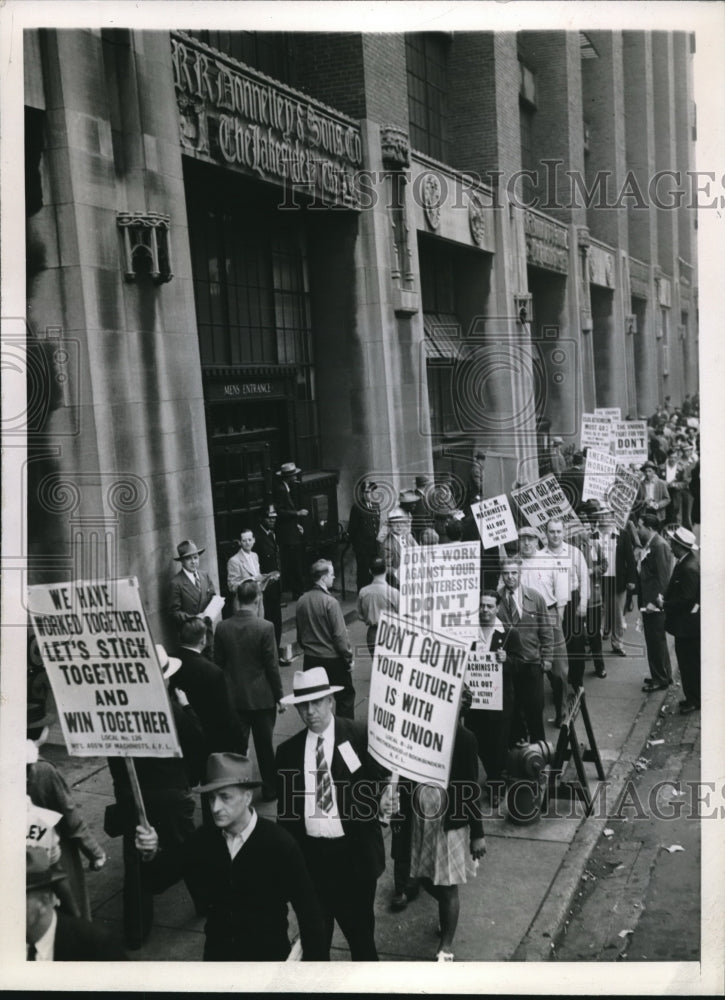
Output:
[517, 525, 541, 539]
[193, 753, 262, 794]
[155, 644, 181, 680]
[174, 539, 205, 560]
[276, 461, 301, 476]
[26, 846, 68, 893]
[667, 526, 699, 551]
[387, 506, 409, 522]
[398, 489, 419, 505]
[280, 667, 343, 705]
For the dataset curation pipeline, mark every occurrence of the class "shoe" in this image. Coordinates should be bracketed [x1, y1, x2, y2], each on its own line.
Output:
[279, 656, 292, 666]
[435, 950, 455, 962]
[405, 882, 420, 903]
[391, 893, 408, 912]
[642, 681, 667, 692]
[611, 648, 626, 657]
[595, 668, 607, 679]
[679, 701, 699, 715]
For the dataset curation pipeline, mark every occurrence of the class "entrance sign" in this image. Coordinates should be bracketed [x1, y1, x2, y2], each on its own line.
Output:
[582, 448, 618, 503]
[367, 614, 469, 788]
[464, 650, 502, 710]
[28, 578, 181, 758]
[611, 420, 648, 467]
[581, 413, 613, 450]
[511, 474, 583, 536]
[470, 494, 518, 549]
[398, 542, 480, 632]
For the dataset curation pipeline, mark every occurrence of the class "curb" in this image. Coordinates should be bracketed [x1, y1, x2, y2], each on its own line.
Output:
[511, 685, 670, 961]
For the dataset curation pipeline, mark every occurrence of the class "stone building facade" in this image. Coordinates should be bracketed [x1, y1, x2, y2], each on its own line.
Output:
[24, 28, 698, 643]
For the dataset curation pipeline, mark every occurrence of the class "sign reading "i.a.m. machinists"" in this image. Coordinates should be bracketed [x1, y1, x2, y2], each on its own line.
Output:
[171, 32, 364, 209]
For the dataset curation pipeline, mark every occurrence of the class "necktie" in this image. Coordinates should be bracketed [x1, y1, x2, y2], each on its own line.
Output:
[506, 591, 519, 624]
[194, 572, 200, 590]
[315, 736, 334, 814]
[27, 943, 37, 961]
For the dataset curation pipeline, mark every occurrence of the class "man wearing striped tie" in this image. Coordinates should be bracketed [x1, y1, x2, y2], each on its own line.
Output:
[168, 539, 217, 657]
[275, 668, 396, 960]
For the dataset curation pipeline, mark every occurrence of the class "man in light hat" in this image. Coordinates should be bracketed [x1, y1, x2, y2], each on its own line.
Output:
[275, 668, 395, 961]
[274, 461, 308, 599]
[168, 539, 217, 657]
[26, 847, 127, 961]
[379, 506, 417, 588]
[663, 527, 700, 714]
[135, 753, 326, 961]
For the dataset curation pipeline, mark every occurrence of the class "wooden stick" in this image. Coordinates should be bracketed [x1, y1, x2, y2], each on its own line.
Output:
[124, 757, 150, 830]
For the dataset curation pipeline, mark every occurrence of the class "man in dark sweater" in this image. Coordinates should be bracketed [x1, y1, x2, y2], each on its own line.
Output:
[135, 753, 327, 961]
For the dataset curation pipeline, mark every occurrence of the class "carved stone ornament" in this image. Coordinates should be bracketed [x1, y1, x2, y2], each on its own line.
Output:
[177, 93, 209, 156]
[422, 173, 442, 230]
[380, 125, 410, 170]
[117, 212, 173, 284]
[468, 191, 486, 246]
[577, 226, 591, 248]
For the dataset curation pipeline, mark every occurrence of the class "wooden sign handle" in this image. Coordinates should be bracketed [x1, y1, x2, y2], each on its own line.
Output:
[124, 757, 151, 830]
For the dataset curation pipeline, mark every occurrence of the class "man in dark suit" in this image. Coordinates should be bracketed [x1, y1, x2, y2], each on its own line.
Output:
[608, 516, 638, 655]
[26, 847, 127, 961]
[173, 618, 240, 756]
[168, 539, 217, 656]
[664, 527, 701, 713]
[274, 461, 308, 599]
[557, 450, 585, 512]
[347, 480, 381, 591]
[636, 512, 674, 692]
[275, 668, 395, 961]
[254, 502, 287, 663]
[214, 580, 284, 801]
[497, 555, 553, 745]
[134, 754, 327, 961]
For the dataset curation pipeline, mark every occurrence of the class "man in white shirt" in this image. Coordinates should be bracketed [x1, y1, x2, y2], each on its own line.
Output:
[541, 518, 589, 689]
[275, 668, 395, 960]
[356, 556, 400, 655]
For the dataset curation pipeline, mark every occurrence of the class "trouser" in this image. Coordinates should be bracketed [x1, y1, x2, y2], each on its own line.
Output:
[641, 612, 672, 686]
[562, 598, 586, 688]
[585, 603, 606, 673]
[674, 634, 700, 706]
[122, 790, 196, 947]
[303, 654, 356, 719]
[608, 588, 627, 651]
[236, 707, 277, 796]
[466, 671, 514, 781]
[280, 544, 305, 599]
[547, 608, 567, 717]
[366, 624, 378, 657]
[509, 660, 545, 745]
[354, 551, 376, 592]
[262, 584, 282, 649]
[680, 490, 693, 531]
[302, 836, 379, 960]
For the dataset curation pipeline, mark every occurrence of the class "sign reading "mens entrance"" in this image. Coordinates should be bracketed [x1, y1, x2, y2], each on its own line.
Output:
[171, 32, 364, 210]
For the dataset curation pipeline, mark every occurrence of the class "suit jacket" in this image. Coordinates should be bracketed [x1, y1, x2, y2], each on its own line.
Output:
[275, 717, 386, 882]
[214, 608, 282, 711]
[614, 526, 638, 592]
[172, 646, 240, 753]
[664, 551, 700, 639]
[347, 501, 381, 557]
[496, 585, 553, 664]
[637, 532, 674, 608]
[557, 466, 585, 512]
[274, 480, 304, 546]
[254, 525, 281, 575]
[642, 476, 670, 522]
[53, 912, 127, 960]
[168, 569, 217, 649]
[143, 816, 327, 961]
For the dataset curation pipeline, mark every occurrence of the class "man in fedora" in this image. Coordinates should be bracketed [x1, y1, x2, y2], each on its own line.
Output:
[275, 668, 396, 961]
[168, 539, 218, 657]
[134, 753, 326, 961]
[274, 461, 308, 600]
[26, 847, 127, 961]
[640, 461, 670, 526]
[635, 512, 674, 693]
[664, 526, 701, 714]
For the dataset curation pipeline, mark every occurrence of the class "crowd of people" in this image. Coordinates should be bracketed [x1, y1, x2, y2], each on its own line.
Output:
[25, 403, 700, 963]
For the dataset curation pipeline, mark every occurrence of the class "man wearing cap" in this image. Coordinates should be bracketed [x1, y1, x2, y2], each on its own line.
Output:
[26, 847, 127, 960]
[135, 753, 327, 961]
[640, 461, 670, 525]
[296, 559, 355, 719]
[168, 539, 217, 657]
[275, 668, 395, 960]
[409, 474, 435, 540]
[379, 506, 417, 589]
[274, 461, 308, 600]
[254, 502, 287, 662]
[636, 513, 674, 692]
[214, 579, 284, 800]
[663, 527, 701, 713]
[348, 480, 381, 591]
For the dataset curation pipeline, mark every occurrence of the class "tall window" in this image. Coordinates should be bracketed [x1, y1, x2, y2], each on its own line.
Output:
[406, 34, 449, 161]
[420, 238, 460, 437]
[186, 169, 319, 467]
[518, 60, 537, 201]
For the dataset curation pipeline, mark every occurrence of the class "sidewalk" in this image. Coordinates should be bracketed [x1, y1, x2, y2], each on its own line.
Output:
[41, 595, 682, 963]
